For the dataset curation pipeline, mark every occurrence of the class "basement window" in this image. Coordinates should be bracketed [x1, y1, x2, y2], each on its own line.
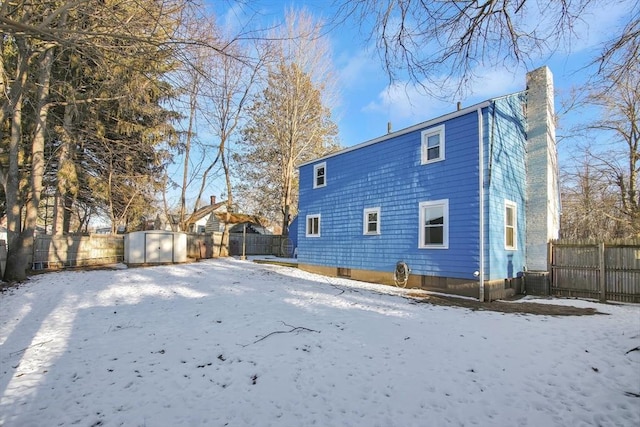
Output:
[337, 267, 351, 278]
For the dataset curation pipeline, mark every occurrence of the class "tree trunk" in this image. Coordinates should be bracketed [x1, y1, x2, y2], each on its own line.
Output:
[3, 40, 29, 282]
[221, 142, 233, 209]
[179, 78, 198, 232]
[63, 193, 75, 233]
[282, 204, 290, 236]
[53, 104, 77, 235]
[21, 46, 55, 270]
[281, 148, 295, 236]
[281, 172, 292, 236]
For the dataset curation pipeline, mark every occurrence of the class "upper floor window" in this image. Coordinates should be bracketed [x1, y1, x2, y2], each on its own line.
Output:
[313, 162, 326, 188]
[306, 214, 321, 237]
[363, 207, 381, 235]
[421, 125, 445, 164]
[419, 199, 449, 249]
[505, 200, 517, 250]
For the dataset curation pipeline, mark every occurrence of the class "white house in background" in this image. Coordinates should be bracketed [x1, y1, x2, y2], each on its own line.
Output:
[184, 196, 228, 233]
[160, 196, 269, 234]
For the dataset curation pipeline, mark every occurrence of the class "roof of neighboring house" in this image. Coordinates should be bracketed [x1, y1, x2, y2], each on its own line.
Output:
[185, 200, 228, 225]
[229, 222, 271, 234]
[214, 212, 267, 226]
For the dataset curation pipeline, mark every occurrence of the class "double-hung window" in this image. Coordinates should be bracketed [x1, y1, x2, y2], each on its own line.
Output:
[421, 125, 445, 164]
[505, 200, 517, 250]
[363, 207, 381, 235]
[313, 162, 326, 188]
[419, 199, 449, 249]
[306, 214, 321, 237]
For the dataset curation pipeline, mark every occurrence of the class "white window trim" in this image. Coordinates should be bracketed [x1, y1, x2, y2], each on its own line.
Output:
[505, 200, 517, 250]
[418, 199, 449, 249]
[363, 207, 381, 235]
[421, 125, 445, 164]
[306, 214, 321, 237]
[313, 162, 326, 189]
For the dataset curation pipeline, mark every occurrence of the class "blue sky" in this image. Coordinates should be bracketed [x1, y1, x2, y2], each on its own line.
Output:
[210, 0, 632, 145]
[177, 0, 634, 206]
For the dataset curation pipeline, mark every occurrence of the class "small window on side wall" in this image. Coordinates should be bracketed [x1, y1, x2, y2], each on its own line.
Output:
[421, 125, 445, 164]
[313, 162, 326, 188]
[306, 214, 321, 237]
[363, 207, 381, 235]
[505, 200, 517, 250]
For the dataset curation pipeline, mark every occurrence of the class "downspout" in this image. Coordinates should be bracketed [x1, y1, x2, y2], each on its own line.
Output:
[478, 107, 485, 302]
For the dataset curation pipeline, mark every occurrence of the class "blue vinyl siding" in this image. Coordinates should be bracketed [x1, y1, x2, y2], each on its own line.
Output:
[298, 111, 481, 280]
[485, 94, 527, 279]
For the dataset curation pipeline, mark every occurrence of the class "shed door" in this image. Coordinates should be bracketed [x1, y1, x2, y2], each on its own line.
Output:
[145, 233, 174, 263]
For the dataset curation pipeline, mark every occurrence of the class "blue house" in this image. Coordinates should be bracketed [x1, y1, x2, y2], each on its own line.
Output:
[296, 67, 559, 301]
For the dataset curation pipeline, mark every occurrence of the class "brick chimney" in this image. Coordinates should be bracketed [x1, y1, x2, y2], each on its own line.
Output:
[210, 195, 216, 205]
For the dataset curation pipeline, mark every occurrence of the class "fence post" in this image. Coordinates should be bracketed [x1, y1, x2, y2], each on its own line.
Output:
[240, 224, 247, 260]
[599, 242, 606, 302]
[547, 241, 553, 295]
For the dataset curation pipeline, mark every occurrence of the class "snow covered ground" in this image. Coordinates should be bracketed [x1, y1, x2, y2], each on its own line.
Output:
[1, 258, 639, 427]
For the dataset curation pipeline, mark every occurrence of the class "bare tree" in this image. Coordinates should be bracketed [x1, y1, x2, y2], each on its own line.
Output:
[192, 39, 266, 215]
[334, 0, 635, 96]
[583, 59, 640, 236]
[236, 10, 340, 233]
[558, 31, 639, 239]
[560, 154, 626, 239]
[163, 13, 267, 235]
[594, 3, 639, 87]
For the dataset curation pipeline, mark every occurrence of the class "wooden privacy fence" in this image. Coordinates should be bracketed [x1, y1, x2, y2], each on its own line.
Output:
[33, 234, 124, 270]
[186, 232, 228, 259]
[28, 232, 292, 272]
[187, 233, 293, 258]
[228, 233, 294, 257]
[550, 239, 640, 303]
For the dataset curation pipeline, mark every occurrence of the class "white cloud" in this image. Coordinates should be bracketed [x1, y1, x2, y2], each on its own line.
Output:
[466, 66, 524, 98]
[362, 66, 525, 125]
[217, 2, 249, 34]
[336, 45, 379, 88]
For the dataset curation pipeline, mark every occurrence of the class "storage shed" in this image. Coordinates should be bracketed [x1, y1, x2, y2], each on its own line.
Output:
[124, 231, 187, 265]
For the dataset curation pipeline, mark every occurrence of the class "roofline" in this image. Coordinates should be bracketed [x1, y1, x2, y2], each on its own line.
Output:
[185, 200, 228, 224]
[298, 100, 492, 168]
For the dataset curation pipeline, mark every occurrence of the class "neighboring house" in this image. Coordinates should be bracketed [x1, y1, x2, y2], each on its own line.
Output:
[297, 66, 559, 301]
[184, 196, 228, 234]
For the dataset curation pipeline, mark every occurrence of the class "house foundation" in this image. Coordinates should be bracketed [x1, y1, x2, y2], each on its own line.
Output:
[298, 264, 522, 301]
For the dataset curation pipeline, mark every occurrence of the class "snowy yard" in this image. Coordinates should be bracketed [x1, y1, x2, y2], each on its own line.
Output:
[1, 258, 639, 427]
